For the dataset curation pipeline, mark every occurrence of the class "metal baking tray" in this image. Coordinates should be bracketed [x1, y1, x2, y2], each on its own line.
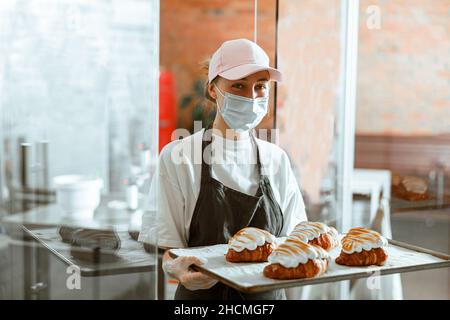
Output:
[169, 239, 450, 293]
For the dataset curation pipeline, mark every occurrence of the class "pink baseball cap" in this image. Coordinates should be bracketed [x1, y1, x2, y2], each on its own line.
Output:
[208, 38, 282, 83]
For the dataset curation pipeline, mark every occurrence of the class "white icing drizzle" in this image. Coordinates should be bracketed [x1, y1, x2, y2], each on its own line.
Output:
[290, 221, 338, 244]
[228, 227, 275, 253]
[328, 227, 340, 248]
[268, 238, 329, 268]
[341, 227, 388, 254]
[402, 176, 428, 193]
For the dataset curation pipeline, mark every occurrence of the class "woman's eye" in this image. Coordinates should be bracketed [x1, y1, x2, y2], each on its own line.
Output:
[232, 84, 244, 89]
[256, 84, 267, 90]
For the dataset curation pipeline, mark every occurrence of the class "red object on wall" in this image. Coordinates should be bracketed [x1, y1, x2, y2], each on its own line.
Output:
[158, 71, 177, 153]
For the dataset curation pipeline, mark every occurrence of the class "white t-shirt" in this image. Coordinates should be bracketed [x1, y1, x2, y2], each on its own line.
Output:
[148, 128, 307, 248]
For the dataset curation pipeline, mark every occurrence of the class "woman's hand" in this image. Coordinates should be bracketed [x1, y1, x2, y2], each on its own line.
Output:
[162, 250, 218, 291]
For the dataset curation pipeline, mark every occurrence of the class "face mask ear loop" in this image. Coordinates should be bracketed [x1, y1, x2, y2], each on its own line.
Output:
[213, 84, 224, 99]
[213, 84, 225, 110]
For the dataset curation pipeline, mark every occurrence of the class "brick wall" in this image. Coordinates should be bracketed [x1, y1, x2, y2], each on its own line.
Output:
[357, 0, 450, 135]
[160, 0, 276, 131]
[277, 0, 342, 203]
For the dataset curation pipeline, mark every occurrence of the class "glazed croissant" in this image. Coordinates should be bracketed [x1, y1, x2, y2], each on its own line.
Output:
[335, 227, 388, 266]
[263, 237, 329, 280]
[71, 228, 121, 251]
[289, 221, 340, 251]
[70, 228, 121, 263]
[58, 225, 82, 244]
[392, 174, 428, 201]
[335, 248, 387, 266]
[226, 227, 276, 263]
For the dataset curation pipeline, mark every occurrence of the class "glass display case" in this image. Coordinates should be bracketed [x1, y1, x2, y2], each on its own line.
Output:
[0, 0, 160, 299]
[353, 0, 450, 299]
[277, 0, 449, 300]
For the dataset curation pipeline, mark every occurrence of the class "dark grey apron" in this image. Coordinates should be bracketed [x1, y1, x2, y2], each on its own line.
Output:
[175, 125, 285, 300]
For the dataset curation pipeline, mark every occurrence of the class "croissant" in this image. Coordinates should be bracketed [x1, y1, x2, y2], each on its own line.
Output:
[335, 227, 388, 266]
[226, 242, 273, 262]
[392, 174, 428, 201]
[70, 228, 121, 263]
[263, 238, 329, 280]
[289, 221, 339, 251]
[335, 248, 387, 266]
[264, 258, 328, 280]
[58, 225, 82, 244]
[225, 227, 276, 263]
[71, 228, 121, 251]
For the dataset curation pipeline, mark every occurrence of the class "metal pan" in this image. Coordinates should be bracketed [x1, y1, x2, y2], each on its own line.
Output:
[170, 239, 450, 293]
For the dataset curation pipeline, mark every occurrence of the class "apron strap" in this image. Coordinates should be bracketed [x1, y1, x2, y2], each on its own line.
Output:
[200, 125, 214, 183]
[200, 124, 266, 183]
[250, 131, 265, 178]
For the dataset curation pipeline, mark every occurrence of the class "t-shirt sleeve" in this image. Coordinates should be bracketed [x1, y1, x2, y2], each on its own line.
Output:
[279, 153, 308, 236]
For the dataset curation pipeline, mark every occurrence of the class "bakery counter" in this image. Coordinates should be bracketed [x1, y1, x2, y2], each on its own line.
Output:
[391, 194, 450, 214]
[0, 196, 163, 299]
[24, 226, 156, 277]
[8, 225, 162, 299]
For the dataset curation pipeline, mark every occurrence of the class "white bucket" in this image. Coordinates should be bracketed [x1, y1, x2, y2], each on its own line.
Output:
[53, 175, 103, 219]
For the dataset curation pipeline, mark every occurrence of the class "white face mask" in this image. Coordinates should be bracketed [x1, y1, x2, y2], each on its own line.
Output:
[214, 84, 269, 132]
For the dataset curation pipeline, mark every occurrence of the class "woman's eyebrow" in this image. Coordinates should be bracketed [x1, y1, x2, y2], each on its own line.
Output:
[235, 77, 269, 82]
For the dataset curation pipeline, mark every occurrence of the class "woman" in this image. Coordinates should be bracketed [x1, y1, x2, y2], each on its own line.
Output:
[157, 38, 307, 299]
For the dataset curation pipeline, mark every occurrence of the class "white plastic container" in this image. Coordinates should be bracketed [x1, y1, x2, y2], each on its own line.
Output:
[126, 184, 139, 211]
[53, 175, 103, 219]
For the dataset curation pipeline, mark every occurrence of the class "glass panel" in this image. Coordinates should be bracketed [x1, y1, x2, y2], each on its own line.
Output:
[276, 0, 358, 299]
[355, 0, 450, 299]
[157, 0, 277, 299]
[0, 0, 159, 299]
[277, 0, 343, 225]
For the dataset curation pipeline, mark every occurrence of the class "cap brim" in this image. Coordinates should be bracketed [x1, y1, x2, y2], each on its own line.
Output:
[219, 64, 283, 82]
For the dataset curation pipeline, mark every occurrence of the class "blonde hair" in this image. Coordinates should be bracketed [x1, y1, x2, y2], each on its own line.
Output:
[201, 59, 218, 103]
